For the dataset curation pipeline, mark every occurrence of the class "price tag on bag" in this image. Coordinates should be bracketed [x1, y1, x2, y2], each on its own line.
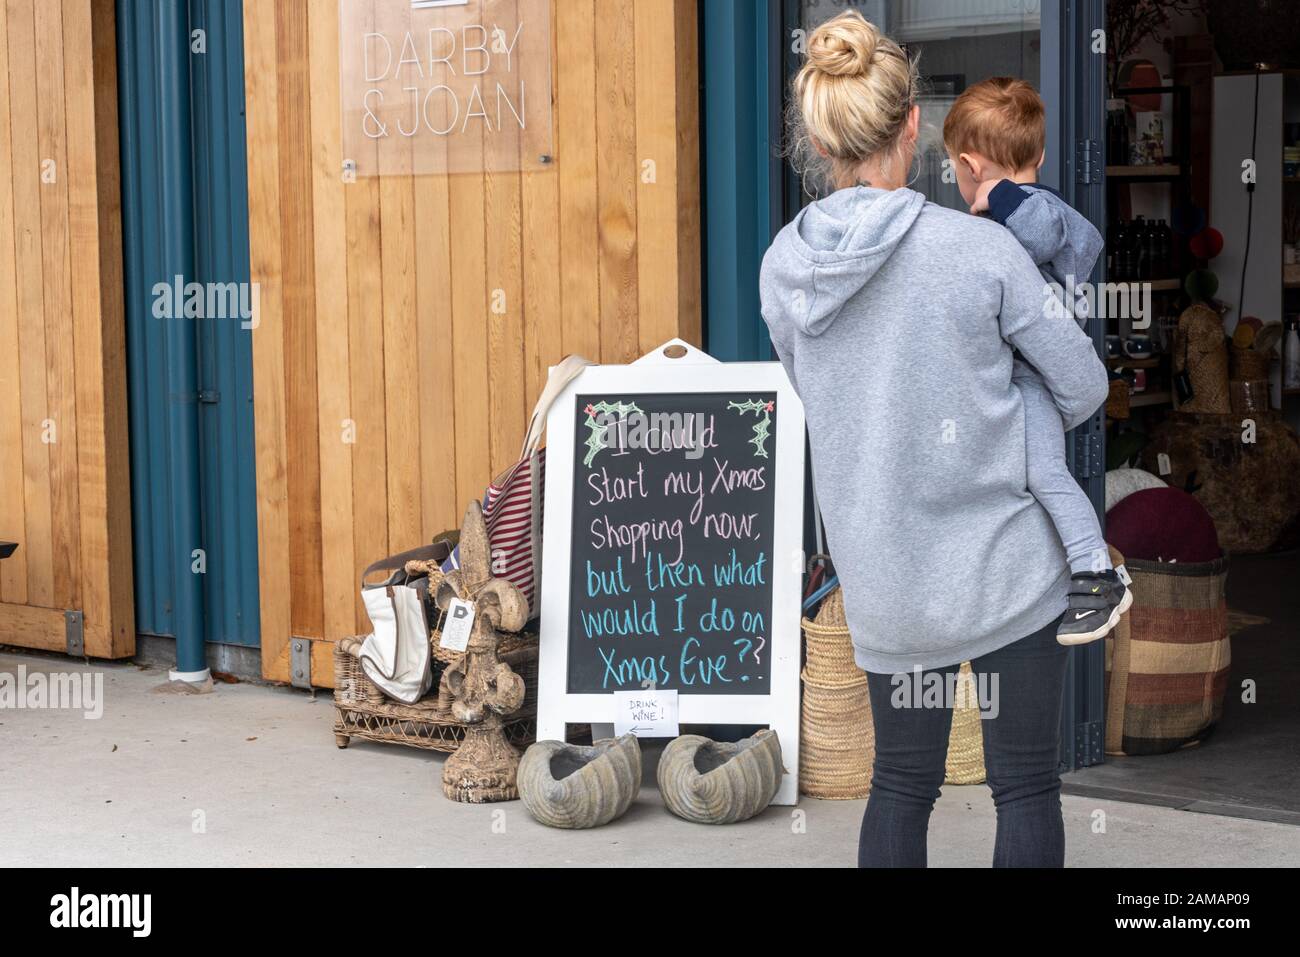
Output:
[439, 598, 475, 652]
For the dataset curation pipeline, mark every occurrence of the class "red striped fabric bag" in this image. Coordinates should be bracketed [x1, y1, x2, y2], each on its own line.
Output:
[442, 356, 592, 620]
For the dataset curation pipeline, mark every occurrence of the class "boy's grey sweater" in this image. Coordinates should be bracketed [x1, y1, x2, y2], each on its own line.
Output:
[988, 180, 1104, 330]
[760, 186, 1109, 673]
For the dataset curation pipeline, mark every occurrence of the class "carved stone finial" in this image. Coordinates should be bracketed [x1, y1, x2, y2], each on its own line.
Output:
[435, 501, 528, 803]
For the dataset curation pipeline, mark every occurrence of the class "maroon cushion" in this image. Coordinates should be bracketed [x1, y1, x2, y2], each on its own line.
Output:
[1106, 487, 1221, 563]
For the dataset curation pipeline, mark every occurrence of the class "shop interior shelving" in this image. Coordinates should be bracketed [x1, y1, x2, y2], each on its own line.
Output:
[1105, 84, 1193, 413]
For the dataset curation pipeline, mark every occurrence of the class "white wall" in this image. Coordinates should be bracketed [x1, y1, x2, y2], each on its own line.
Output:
[1212, 73, 1284, 407]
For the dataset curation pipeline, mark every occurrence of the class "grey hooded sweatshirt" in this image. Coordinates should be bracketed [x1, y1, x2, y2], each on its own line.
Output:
[760, 187, 1109, 673]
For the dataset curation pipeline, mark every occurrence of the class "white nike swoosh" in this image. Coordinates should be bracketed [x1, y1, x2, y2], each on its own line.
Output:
[1074, 611, 1097, 620]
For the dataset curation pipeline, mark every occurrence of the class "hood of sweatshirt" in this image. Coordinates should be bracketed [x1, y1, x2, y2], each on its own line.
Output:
[762, 186, 928, 336]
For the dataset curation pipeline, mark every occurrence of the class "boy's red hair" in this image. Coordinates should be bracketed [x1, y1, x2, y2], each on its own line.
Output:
[943, 77, 1046, 171]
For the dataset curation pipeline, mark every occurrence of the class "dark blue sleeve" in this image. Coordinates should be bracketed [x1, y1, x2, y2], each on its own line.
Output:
[987, 180, 1030, 225]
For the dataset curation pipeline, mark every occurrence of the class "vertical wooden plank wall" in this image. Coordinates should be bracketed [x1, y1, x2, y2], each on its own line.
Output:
[0, 0, 133, 657]
[244, 0, 702, 685]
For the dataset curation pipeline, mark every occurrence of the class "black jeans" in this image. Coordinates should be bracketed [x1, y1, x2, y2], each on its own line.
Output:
[859, 615, 1069, 868]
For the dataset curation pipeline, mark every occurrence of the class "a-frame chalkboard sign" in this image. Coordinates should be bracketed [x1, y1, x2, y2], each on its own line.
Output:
[537, 340, 806, 805]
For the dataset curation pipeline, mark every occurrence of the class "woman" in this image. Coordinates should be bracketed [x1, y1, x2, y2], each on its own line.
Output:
[759, 12, 1109, 867]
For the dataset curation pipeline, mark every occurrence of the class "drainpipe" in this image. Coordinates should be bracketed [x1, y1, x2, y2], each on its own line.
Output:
[158, 1, 207, 682]
[119, 1, 208, 682]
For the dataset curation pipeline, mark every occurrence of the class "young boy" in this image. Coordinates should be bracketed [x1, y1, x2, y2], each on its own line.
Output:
[944, 76, 1131, 645]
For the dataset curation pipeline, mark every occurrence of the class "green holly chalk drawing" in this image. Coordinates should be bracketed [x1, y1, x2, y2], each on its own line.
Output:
[728, 399, 775, 458]
[582, 400, 643, 467]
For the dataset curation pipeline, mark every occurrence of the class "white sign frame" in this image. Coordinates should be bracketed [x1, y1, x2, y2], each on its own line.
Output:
[536, 340, 806, 805]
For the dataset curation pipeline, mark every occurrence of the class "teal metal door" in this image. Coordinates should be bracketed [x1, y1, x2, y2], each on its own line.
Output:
[118, 0, 259, 661]
[1050, 0, 1110, 771]
[701, 0, 778, 362]
[189, 0, 260, 648]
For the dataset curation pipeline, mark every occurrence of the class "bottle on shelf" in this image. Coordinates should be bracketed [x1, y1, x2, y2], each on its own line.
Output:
[1106, 100, 1130, 167]
[1115, 219, 1132, 281]
[1133, 215, 1150, 280]
[1155, 219, 1172, 277]
[1285, 318, 1300, 392]
[1107, 220, 1121, 279]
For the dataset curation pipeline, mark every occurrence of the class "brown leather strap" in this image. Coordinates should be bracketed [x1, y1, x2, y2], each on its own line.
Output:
[361, 540, 454, 589]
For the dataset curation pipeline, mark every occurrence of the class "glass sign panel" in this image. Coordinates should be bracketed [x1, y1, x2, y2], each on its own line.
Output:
[340, 0, 554, 176]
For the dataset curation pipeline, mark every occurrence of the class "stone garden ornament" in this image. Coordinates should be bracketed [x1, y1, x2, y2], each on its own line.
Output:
[517, 735, 642, 829]
[657, 730, 785, 824]
[435, 501, 529, 803]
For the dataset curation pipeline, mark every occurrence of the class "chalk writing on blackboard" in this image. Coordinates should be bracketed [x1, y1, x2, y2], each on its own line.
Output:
[566, 392, 778, 695]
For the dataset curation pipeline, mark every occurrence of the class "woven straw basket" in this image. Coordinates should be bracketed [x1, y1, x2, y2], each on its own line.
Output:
[799, 589, 987, 796]
[1106, 377, 1131, 420]
[800, 589, 874, 799]
[944, 663, 986, 785]
[1230, 346, 1271, 382]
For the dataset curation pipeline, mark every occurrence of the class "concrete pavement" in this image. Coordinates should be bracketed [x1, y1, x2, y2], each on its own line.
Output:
[3, 651, 1296, 867]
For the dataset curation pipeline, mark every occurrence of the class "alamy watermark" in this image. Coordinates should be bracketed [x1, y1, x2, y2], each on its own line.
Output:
[586, 407, 717, 463]
[152, 275, 260, 330]
[50, 888, 151, 937]
[891, 665, 1000, 720]
[0, 666, 103, 719]
[1046, 276, 1152, 329]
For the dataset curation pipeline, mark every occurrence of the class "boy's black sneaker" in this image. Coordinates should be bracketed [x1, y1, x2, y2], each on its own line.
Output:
[1057, 569, 1133, 645]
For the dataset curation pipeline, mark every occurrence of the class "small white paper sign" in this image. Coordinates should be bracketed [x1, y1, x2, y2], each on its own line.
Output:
[439, 598, 475, 653]
[1157, 452, 1172, 476]
[613, 689, 680, 739]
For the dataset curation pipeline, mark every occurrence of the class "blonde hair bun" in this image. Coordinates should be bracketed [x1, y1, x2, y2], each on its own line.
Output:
[789, 10, 919, 191]
[806, 15, 878, 78]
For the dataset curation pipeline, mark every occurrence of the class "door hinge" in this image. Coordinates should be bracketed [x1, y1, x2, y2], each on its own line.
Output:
[198, 390, 221, 404]
[290, 637, 313, 690]
[65, 610, 85, 657]
[1074, 431, 1103, 480]
[1076, 138, 1102, 185]
[1075, 719, 1104, 767]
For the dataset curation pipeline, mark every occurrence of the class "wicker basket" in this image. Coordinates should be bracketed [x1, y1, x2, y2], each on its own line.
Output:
[802, 589, 862, 684]
[944, 662, 986, 785]
[1230, 346, 1272, 381]
[1229, 378, 1271, 414]
[799, 589, 874, 799]
[800, 672, 874, 799]
[1106, 377, 1131, 420]
[332, 632, 540, 753]
[799, 588, 988, 794]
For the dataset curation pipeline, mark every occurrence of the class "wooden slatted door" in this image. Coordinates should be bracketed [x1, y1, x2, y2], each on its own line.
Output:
[0, 0, 134, 658]
[242, 0, 701, 685]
